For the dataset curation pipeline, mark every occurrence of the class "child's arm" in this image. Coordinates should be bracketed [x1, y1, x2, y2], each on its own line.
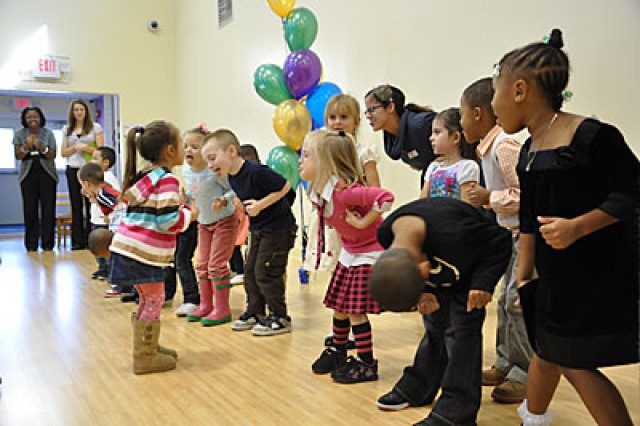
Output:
[489, 139, 521, 213]
[458, 161, 480, 205]
[341, 185, 394, 228]
[363, 161, 381, 188]
[244, 181, 291, 217]
[419, 180, 430, 199]
[345, 209, 382, 230]
[516, 233, 536, 285]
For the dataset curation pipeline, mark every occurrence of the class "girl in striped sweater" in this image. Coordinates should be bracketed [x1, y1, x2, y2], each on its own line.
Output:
[109, 121, 198, 375]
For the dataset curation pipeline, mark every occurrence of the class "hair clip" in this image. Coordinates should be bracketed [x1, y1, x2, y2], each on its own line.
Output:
[563, 90, 573, 103]
[542, 34, 550, 43]
[492, 63, 501, 79]
[135, 126, 145, 135]
[198, 121, 209, 134]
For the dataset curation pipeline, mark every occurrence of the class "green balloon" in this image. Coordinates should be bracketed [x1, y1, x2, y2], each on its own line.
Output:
[283, 8, 318, 51]
[266, 145, 301, 190]
[254, 64, 292, 105]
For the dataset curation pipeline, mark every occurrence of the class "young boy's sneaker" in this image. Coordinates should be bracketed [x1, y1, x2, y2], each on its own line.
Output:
[91, 270, 108, 281]
[251, 313, 291, 336]
[231, 312, 262, 331]
[104, 288, 122, 298]
[174, 303, 198, 317]
[120, 293, 138, 303]
[331, 356, 378, 384]
[312, 348, 347, 374]
[230, 274, 244, 285]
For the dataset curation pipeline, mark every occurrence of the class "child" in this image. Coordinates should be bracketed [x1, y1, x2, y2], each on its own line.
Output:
[370, 197, 512, 424]
[492, 29, 638, 425]
[299, 129, 394, 383]
[165, 126, 210, 317]
[460, 77, 531, 404]
[228, 144, 261, 286]
[420, 108, 479, 201]
[87, 147, 119, 281]
[201, 129, 297, 336]
[109, 121, 198, 374]
[184, 130, 239, 326]
[312, 94, 382, 348]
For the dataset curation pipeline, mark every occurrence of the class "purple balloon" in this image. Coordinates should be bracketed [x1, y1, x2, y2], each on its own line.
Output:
[283, 49, 322, 99]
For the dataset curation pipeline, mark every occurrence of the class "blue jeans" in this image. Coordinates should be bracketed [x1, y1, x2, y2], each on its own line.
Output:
[164, 222, 199, 304]
[395, 288, 485, 426]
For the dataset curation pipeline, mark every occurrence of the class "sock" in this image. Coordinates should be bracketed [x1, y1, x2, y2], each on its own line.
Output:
[332, 317, 350, 353]
[352, 321, 373, 364]
[135, 282, 165, 321]
[517, 400, 553, 426]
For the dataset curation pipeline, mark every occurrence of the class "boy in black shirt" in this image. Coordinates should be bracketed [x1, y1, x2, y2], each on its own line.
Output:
[202, 129, 297, 336]
[370, 197, 511, 425]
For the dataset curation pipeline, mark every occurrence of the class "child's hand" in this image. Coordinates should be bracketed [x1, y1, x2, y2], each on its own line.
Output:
[243, 199, 262, 217]
[211, 197, 227, 211]
[466, 183, 490, 208]
[538, 216, 581, 249]
[467, 290, 492, 312]
[189, 205, 199, 222]
[416, 292, 440, 314]
[179, 188, 189, 205]
[345, 210, 365, 229]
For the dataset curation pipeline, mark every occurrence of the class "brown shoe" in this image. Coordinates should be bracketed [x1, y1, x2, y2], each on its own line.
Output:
[491, 379, 526, 403]
[482, 366, 508, 386]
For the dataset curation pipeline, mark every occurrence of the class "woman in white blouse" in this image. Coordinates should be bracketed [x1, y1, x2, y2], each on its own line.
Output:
[61, 99, 104, 250]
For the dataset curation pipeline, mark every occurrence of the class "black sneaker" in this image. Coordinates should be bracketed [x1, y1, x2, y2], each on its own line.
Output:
[324, 335, 357, 350]
[91, 270, 108, 281]
[377, 389, 410, 411]
[312, 348, 347, 374]
[231, 311, 263, 331]
[251, 313, 291, 336]
[331, 356, 378, 384]
[120, 293, 138, 303]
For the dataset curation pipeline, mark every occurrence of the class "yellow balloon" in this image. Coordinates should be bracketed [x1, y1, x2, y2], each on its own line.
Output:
[273, 99, 311, 151]
[267, 0, 296, 18]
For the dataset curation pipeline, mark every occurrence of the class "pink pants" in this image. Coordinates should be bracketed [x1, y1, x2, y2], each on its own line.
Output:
[195, 215, 239, 279]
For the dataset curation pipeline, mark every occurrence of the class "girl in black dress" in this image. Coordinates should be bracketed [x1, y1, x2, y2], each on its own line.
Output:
[492, 29, 639, 426]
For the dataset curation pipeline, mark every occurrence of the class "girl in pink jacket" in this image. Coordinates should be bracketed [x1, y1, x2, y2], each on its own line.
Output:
[299, 129, 394, 384]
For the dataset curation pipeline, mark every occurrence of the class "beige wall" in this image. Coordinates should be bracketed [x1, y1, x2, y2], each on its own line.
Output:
[2, 0, 638, 208]
[0, 0, 176, 125]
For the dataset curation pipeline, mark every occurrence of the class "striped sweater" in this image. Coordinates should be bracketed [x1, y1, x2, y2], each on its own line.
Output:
[110, 167, 192, 267]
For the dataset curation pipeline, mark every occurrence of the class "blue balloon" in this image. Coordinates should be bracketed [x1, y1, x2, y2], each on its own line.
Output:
[305, 82, 342, 130]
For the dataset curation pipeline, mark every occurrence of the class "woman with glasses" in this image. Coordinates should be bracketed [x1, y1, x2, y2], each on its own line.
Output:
[364, 85, 437, 187]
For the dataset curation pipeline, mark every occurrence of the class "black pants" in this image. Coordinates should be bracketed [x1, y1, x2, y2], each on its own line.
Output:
[66, 166, 91, 248]
[164, 222, 199, 304]
[244, 226, 297, 318]
[229, 246, 245, 274]
[20, 161, 57, 251]
[394, 290, 485, 426]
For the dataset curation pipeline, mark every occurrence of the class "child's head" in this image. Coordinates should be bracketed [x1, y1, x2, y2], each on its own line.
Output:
[324, 94, 361, 135]
[299, 129, 363, 191]
[78, 162, 105, 196]
[123, 121, 182, 190]
[92, 146, 116, 171]
[460, 77, 497, 143]
[88, 228, 113, 258]
[492, 28, 570, 134]
[239, 144, 260, 163]
[183, 125, 209, 169]
[370, 248, 425, 312]
[430, 108, 476, 160]
[201, 129, 242, 177]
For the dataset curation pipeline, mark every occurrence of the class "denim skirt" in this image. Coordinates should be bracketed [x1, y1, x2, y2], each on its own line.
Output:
[108, 252, 167, 285]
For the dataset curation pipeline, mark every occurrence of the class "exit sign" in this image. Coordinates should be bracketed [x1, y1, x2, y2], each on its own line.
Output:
[34, 56, 61, 79]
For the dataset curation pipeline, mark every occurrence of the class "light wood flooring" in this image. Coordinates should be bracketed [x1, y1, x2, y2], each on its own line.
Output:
[0, 236, 638, 425]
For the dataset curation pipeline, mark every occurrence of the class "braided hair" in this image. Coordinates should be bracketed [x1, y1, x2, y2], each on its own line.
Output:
[498, 28, 570, 111]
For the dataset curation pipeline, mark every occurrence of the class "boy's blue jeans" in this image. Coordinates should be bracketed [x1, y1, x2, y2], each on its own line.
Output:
[394, 288, 485, 426]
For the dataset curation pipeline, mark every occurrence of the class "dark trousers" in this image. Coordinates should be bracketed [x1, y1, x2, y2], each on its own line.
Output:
[164, 222, 199, 304]
[229, 246, 245, 274]
[66, 166, 91, 248]
[244, 226, 296, 318]
[20, 161, 56, 250]
[395, 289, 485, 426]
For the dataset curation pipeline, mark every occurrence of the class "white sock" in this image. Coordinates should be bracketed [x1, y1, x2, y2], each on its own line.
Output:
[518, 400, 552, 426]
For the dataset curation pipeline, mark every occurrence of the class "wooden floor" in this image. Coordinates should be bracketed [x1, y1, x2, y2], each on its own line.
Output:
[0, 236, 637, 426]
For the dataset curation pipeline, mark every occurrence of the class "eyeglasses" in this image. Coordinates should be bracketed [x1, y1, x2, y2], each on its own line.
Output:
[364, 105, 384, 116]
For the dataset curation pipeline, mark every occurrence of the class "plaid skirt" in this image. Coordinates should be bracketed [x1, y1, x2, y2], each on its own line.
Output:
[324, 262, 381, 314]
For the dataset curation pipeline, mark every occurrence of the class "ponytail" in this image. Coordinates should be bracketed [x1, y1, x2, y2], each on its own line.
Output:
[122, 127, 142, 194]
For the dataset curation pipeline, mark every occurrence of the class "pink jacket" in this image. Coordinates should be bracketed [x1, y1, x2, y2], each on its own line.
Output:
[312, 179, 394, 255]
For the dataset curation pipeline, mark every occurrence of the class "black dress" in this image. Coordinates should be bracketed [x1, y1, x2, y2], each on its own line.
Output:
[517, 118, 639, 368]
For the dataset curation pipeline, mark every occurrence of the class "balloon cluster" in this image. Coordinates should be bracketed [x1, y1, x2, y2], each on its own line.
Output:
[254, 0, 342, 190]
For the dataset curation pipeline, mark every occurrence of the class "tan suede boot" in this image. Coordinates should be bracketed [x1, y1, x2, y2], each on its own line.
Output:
[131, 315, 176, 375]
[130, 313, 177, 359]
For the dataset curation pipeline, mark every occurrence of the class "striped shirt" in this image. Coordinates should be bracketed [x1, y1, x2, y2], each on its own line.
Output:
[110, 167, 192, 267]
